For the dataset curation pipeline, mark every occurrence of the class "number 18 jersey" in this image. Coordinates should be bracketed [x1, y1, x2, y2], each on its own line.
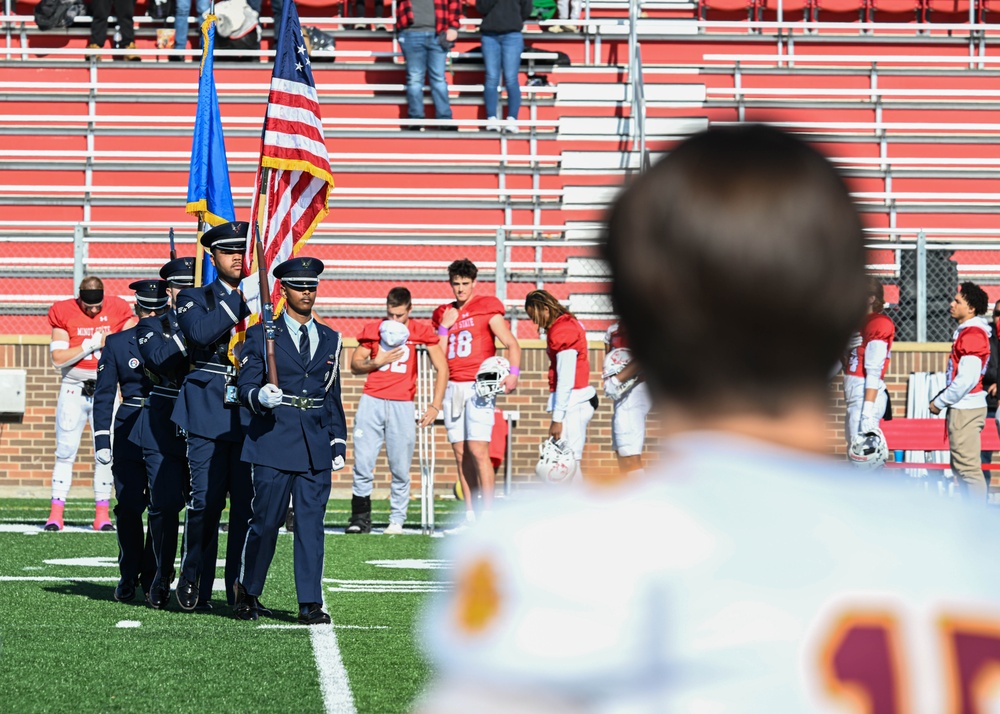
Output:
[432, 295, 506, 382]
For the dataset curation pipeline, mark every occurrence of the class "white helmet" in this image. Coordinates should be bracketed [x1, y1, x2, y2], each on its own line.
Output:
[535, 437, 576, 483]
[602, 348, 637, 401]
[475, 356, 510, 398]
[379, 320, 409, 352]
[848, 429, 888, 470]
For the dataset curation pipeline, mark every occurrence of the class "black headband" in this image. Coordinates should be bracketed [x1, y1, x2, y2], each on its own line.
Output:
[79, 289, 104, 305]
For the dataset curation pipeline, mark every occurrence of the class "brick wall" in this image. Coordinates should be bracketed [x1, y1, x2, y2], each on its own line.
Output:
[0, 339, 620, 498]
[0, 340, 951, 498]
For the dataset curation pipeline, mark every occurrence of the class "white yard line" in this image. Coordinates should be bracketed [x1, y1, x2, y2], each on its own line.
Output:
[311, 601, 358, 714]
[0, 576, 118, 582]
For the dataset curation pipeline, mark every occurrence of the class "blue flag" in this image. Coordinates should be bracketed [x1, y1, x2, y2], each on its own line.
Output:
[186, 18, 235, 284]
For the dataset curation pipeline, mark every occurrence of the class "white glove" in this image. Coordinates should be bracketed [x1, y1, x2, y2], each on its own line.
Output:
[95, 448, 112, 465]
[603, 375, 622, 401]
[258, 383, 283, 409]
[846, 332, 863, 351]
[81, 335, 100, 354]
[859, 401, 879, 435]
[332, 455, 345, 471]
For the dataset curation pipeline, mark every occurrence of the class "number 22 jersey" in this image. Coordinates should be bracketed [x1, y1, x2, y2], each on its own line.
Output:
[432, 295, 506, 382]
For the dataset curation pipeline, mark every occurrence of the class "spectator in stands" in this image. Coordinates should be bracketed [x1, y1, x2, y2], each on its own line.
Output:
[172, 0, 210, 58]
[477, 0, 532, 133]
[549, 0, 580, 32]
[396, 0, 460, 130]
[87, 0, 139, 60]
[842, 277, 895, 444]
[348, 0, 389, 29]
[44, 277, 136, 531]
[524, 289, 596, 475]
[930, 281, 992, 501]
[979, 299, 1000, 489]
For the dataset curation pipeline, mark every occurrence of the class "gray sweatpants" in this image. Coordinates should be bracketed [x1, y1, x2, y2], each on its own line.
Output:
[351, 393, 416, 525]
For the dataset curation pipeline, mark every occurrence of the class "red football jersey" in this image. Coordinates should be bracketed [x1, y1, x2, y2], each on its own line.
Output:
[432, 294, 506, 381]
[845, 312, 896, 380]
[546, 313, 590, 392]
[48, 295, 133, 372]
[358, 319, 439, 401]
[604, 322, 629, 351]
[946, 322, 991, 395]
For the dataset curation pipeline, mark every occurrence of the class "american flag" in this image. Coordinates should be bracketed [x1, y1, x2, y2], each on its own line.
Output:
[238, 0, 334, 342]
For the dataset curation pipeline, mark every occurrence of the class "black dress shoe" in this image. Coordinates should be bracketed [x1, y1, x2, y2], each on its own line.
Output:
[175, 578, 198, 611]
[285, 507, 295, 532]
[257, 600, 273, 618]
[298, 603, 331, 625]
[146, 583, 170, 609]
[233, 582, 259, 621]
[195, 600, 213, 612]
[114, 579, 136, 602]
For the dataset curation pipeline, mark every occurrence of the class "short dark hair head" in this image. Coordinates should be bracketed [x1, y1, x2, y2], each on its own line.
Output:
[868, 277, 885, 314]
[959, 281, 989, 316]
[387, 286, 412, 308]
[448, 259, 478, 282]
[603, 125, 868, 416]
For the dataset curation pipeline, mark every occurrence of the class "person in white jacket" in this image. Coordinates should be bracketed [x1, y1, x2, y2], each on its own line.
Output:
[930, 281, 993, 500]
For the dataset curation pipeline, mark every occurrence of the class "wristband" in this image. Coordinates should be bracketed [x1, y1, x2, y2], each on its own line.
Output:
[437, 326, 449, 336]
[509, 366, 520, 377]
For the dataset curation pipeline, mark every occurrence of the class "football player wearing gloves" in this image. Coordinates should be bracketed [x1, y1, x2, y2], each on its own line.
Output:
[417, 126, 1000, 713]
[842, 277, 895, 444]
[433, 259, 521, 525]
[235, 257, 347, 625]
[929, 281, 993, 501]
[45, 276, 135, 531]
[604, 324, 651, 474]
[525, 290, 596, 477]
[348, 287, 448, 535]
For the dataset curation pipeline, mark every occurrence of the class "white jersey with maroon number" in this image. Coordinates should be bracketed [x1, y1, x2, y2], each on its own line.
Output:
[423, 434, 1000, 713]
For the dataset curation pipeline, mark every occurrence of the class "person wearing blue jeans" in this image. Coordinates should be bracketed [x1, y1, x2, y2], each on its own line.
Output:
[173, 0, 210, 53]
[476, 0, 532, 133]
[395, 0, 461, 130]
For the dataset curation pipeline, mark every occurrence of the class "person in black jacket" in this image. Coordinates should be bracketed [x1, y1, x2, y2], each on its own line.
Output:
[980, 300, 1000, 490]
[476, 0, 533, 133]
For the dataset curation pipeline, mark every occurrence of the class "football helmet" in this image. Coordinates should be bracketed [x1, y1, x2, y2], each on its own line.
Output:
[602, 348, 637, 401]
[535, 437, 576, 483]
[848, 428, 889, 470]
[475, 356, 511, 398]
[379, 320, 410, 352]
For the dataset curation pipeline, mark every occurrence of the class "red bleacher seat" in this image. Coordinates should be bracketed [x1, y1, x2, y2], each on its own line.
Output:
[882, 418, 1000, 451]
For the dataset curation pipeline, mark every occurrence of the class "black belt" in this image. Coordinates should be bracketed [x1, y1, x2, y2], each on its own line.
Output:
[280, 395, 324, 410]
[151, 386, 180, 399]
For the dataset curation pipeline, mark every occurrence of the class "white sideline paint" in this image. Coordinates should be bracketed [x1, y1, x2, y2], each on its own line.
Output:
[259, 624, 389, 631]
[311, 600, 357, 714]
[0, 576, 117, 582]
[365, 559, 450, 570]
[115, 620, 141, 628]
[325, 579, 448, 594]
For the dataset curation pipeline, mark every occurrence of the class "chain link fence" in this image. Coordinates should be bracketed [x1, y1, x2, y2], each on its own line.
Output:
[868, 236, 1000, 342]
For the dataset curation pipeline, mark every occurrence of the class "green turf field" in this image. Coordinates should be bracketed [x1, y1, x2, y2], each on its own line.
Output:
[0, 498, 463, 714]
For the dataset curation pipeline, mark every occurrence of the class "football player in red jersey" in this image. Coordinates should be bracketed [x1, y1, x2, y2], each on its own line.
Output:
[432, 259, 520, 526]
[347, 287, 449, 534]
[930, 281, 993, 499]
[525, 290, 595, 475]
[842, 277, 896, 442]
[44, 276, 136, 531]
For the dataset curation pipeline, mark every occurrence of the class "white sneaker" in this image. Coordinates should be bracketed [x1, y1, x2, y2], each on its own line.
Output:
[442, 522, 471, 536]
[384, 522, 404, 535]
[504, 117, 520, 134]
[485, 116, 502, 132]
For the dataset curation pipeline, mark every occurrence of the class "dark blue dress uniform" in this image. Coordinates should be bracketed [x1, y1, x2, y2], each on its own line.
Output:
[172, 222, 253, 607]
[134, 305, 194, 607]
[235, 257, 347, 621]
[93, 317, 156, 601]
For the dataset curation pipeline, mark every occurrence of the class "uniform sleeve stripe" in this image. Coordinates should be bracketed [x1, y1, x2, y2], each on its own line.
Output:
[172, 334, 187, 356]
[94, 430, 111, 437]
[221, 301, 238, 323]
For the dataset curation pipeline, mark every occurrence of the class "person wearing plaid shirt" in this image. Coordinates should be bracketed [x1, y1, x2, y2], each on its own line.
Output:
[395, 0, 461, 130]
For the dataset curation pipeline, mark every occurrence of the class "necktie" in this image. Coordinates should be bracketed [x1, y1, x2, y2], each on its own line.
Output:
[299, 327, 310, 365]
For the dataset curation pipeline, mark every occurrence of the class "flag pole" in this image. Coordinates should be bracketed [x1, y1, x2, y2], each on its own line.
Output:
[193, 213, 207, 288]
[254, 166, 279, 385]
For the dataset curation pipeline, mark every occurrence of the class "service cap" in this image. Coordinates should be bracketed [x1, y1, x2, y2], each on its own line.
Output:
[199, 221, 249, 252]
[273, 256, 324, 290]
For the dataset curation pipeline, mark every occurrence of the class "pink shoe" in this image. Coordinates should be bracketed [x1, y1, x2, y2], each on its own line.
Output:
[44, 501, 64, 531]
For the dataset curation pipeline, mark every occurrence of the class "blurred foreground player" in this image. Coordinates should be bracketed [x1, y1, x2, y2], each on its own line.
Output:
[419, 126, 1000, 711]
[45, 276, 135, 531]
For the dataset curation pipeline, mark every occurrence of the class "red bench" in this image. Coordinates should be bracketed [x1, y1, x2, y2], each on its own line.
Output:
[881, 418, 1000, 469]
